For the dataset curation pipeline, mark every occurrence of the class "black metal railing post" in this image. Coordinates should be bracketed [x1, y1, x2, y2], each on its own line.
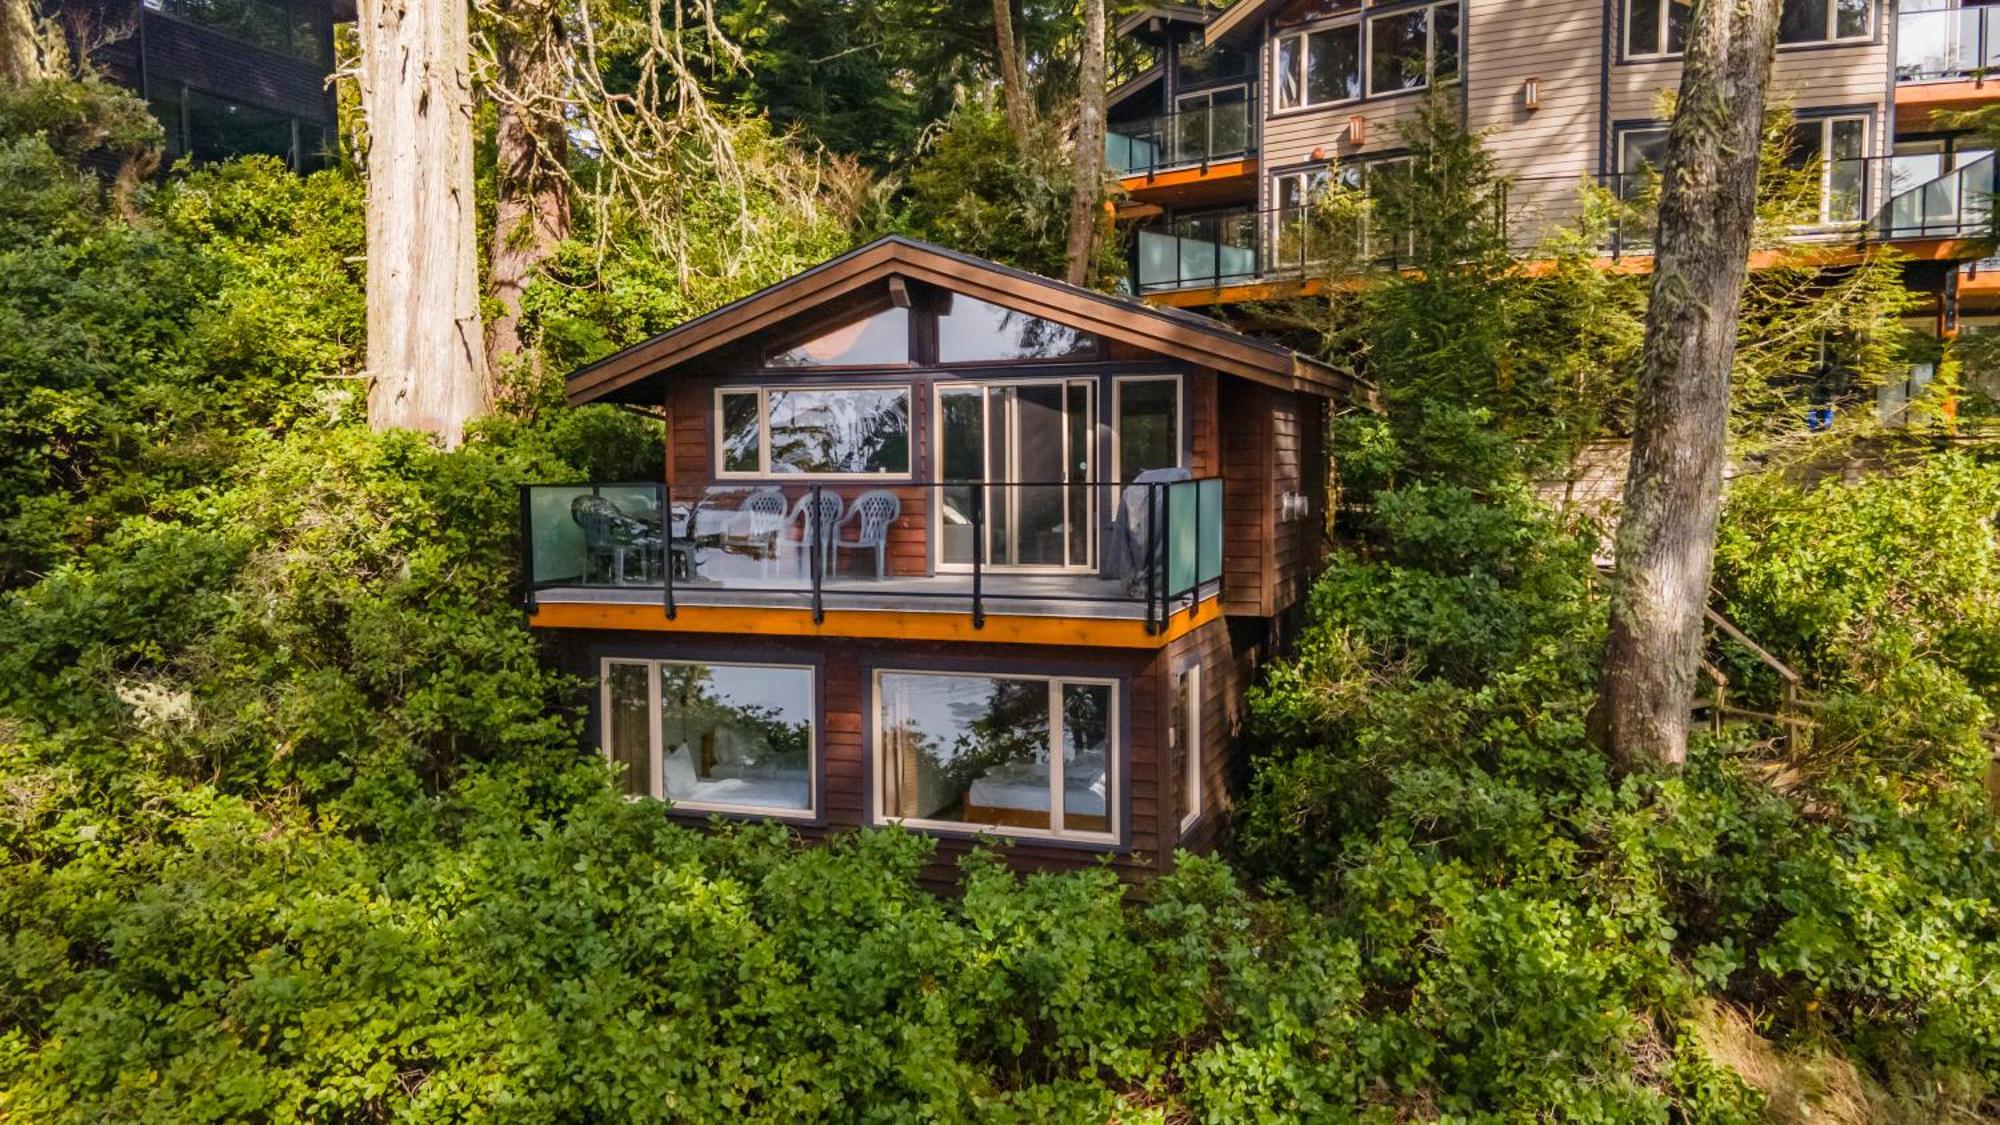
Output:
[519, 484, 536, 610]
[1143, 482, 1159, 635]
[809, 482, 825, 625]
[660, 480, 676, 620]
[970, 484, 986, 629]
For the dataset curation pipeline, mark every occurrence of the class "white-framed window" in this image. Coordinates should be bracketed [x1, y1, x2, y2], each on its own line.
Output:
[1273, 2, 1458, 110]
[1274, 21, 1361, 110]
[714, 384, 913, 478]
[1112, 374, 1183, 484]
[602, 658, 817, 818]
[1785, 115, 1869, 225]
[1175, 661, 1203, 834]
[1627, 0, 1865, 58]
[1270, 156, 1412, 266]
[874, 669, 1119, 843]
[1367, 2, 1460, 97]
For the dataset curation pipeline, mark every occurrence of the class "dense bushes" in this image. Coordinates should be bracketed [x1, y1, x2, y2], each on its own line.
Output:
[3, 78, 1999, 1120]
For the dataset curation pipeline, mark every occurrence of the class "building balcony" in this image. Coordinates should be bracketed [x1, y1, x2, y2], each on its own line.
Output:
[521, 478, 1225, 646]
[1129, 156, 1997, 306]
[1107, 94, 1258, 209]
[1896, 5, 2000, 124]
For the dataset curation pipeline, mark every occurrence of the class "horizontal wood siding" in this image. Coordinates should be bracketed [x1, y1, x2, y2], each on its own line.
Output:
[1220, 378, 1274, 617]
[1468, 0, 1604, 245]
[1159, 613, 1242, 855]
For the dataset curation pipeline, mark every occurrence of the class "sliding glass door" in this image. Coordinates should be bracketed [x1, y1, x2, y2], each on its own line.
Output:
[937, 379, 1096, 570]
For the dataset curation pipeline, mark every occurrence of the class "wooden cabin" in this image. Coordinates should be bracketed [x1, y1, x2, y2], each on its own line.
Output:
[527, 237, 1371, 883]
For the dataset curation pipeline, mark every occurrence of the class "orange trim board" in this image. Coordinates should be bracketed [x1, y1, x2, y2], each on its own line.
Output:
[1118, 158, 1258, 194]
[526, 599, 1222, 648]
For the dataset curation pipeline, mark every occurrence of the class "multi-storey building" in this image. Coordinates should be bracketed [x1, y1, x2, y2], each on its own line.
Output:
[521, 237, 1371, 883]
[1108, 0, 2000, 333]
[57, 0, 345, 170]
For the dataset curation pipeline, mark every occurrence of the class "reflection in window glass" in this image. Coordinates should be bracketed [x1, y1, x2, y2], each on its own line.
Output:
[768, 387, 910, 474]
[658, 662, 813, 812]
[1369, 10, 1428, 94]
[1434, 3, 1460, 81]
[1305, 24, 1362, 105]
[185, 90, 294, 166]
[877, 671, 1115, 838]
[1276, 34, 1303, 109]
[1835, 0, 1866, 38]
[720, 392, 761, 474]
[767, 306, 910, 367]
[607, 662, 652, 798]
[1626, 0, 1692, 55]
[1117, 377, 1180, 482]
[937, 295, 1095, 363]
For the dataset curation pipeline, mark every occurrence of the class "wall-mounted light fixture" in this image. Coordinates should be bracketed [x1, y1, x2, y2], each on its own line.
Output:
[1347, 114, 1366, 146]
[1522, 76, 1541, 111]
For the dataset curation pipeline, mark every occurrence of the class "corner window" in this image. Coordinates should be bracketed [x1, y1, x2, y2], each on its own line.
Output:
[875, 670, 1118, 842]
[766, 306, 911, 367]
[602, 659, 817, 817]
[714, 385, 912, 477]
[1114, 375, 1182, 483]
[1175, 662, 1203, 834]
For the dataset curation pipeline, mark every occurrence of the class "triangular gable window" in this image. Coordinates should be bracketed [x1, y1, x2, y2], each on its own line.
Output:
[766, 306, 911, 367]
[937, 295, 1098, 364]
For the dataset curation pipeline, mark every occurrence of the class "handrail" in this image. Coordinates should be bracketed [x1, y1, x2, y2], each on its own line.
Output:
[1108, 90, 1259, 178]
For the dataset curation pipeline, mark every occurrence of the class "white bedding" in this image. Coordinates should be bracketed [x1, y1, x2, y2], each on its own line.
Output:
[662, 745, 809, 810]
[966, 757, 1107, 816]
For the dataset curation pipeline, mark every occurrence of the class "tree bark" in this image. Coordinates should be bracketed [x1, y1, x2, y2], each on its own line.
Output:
[356, 0, 490, 447]
[2, 0, 43, 84]
[991, 0, 1033, 152]
[486, 0, 572, 377]
[1591, 0, 1780, 771]
[1062, 0, 1106, 287]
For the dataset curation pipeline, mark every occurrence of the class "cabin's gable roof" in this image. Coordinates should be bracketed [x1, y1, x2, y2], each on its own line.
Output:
[565, 237, 1368, 404]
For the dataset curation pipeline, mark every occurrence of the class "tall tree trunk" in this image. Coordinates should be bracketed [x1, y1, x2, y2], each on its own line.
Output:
[991, 0, 1032, 152]
[1062, 0, 1106, 287]
[487, 0, 572, 377]
[2, 0, 44, 84]
[1592, 0, 1780, 771]
[356, 0, 489, 447]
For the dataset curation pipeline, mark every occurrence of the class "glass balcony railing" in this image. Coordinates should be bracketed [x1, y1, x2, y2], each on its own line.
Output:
[1898, 4, 2000, 83]
[1107, 92, 1258, 178]
[1884, 152, 1995, 238]
[521, 478, 1224, 632]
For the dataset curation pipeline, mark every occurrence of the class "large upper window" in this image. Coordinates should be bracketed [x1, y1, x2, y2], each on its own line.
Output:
[875, 670, 1117, 841]
[766, 307, 911, 367]
[716, 385, 912, 477]
[1628, 0, 1863, 56]
[1174, 37, 1253, 87]
[1368, 3, 1460, 96]
[1275, 2, 1458, 110]
[603, 659, 816, 817]
[937, 295, 1097, 363]
[1114, 375, 1182, 483]
[1275, 22, 1361, 109]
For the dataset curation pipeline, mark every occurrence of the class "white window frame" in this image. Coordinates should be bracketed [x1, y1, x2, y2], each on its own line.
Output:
[871, 669, 1121, 844]
[930, 377, 1101, 576]
[1365, 2, 1460, 99]
[1273, 20, 1362, 112]
[1626, 0, 1866, 59]
[712, 383, 915, 480]
[600, 657, 819, 819]
[1791, 114, 1871, 229]
[1176, 660, 1203, 835]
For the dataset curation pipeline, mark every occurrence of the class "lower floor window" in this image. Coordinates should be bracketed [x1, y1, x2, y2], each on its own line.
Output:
[875, 670, 1117, 841]
[602, 658, 815, 815]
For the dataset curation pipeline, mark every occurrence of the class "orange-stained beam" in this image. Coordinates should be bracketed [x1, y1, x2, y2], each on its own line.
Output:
[1118, 157, 1257, 196]
[527, 598, 1222, 649]
[1895, 79, 2000, 130]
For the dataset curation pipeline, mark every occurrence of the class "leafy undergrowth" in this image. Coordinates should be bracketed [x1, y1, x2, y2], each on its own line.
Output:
[3, 80, 1999, 1120]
